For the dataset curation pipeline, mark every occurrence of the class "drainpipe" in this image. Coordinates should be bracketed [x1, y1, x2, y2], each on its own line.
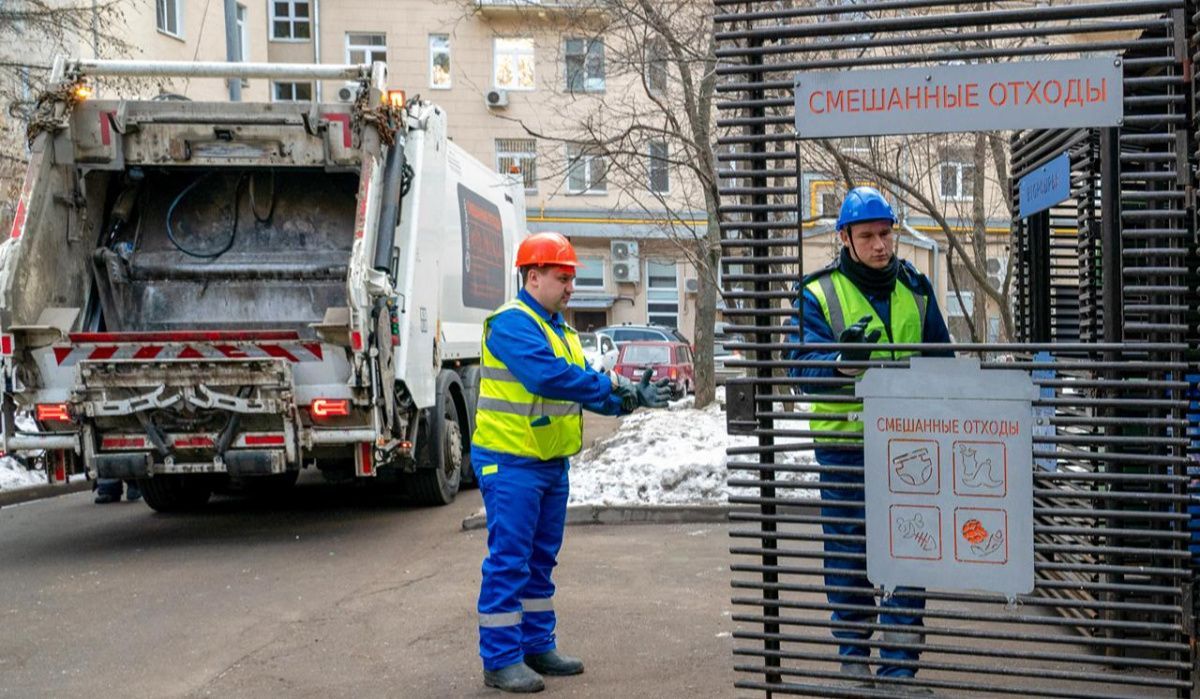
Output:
[312, 0, 322, 102]
[223, 0, 241, 101]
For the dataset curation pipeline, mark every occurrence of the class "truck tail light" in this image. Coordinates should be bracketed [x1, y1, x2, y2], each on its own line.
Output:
[311, 398, 350, 418]
[36, 403, 72, 423]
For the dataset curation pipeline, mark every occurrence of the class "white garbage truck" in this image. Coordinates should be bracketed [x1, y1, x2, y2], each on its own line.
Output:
[0, 59, 523, 510]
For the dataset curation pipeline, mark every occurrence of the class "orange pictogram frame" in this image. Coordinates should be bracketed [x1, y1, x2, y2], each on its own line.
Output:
[952, 439, 1007, 498]
[954, 507, 1008, 565]
[887, 438, 941, 495]
[889, 504, 942, 561]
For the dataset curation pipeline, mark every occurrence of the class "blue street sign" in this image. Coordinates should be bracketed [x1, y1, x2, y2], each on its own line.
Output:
[1018, 151, 1070, 219]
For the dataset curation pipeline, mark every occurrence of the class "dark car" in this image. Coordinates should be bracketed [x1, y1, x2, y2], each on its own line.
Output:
[613, 341, 695, 396]
[595, 324, 690, 347]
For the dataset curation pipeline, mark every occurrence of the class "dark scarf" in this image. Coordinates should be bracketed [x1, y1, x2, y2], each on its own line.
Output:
[838, 246, 898, 298]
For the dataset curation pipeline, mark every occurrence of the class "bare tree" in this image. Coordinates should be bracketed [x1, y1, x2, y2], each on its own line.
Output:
[452, 0, 723, 408]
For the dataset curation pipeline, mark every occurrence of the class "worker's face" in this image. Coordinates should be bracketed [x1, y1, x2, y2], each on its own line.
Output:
[840, 220, 895, 270]
[526, 266, 576, 313]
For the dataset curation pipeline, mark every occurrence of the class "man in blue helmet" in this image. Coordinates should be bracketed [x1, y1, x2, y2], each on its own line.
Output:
[787, 186, 952, 688]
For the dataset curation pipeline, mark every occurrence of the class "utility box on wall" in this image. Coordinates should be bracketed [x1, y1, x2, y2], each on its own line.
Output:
[610, 240, 640, 283]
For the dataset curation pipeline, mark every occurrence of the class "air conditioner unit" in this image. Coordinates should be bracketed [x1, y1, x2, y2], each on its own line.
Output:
[684, 278, 699, 294]
[612, 261, 639, 283]
[485, 89, 509, 109]
[336, 81, 359, 103]
[610, 240, 640, 283]
[610, 240, 639, 261]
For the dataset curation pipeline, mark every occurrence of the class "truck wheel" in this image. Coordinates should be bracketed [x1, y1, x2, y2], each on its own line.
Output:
[136, 475, 213, 512]
[458, 365, 481, 490]
[409, 374, 464, 505]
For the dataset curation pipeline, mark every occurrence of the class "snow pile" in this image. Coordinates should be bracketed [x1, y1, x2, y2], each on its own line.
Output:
[0, 455, 46, 491]
[569, 395, 817, 506]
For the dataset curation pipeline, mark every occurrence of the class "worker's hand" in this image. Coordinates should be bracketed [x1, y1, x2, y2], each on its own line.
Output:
[838, 314, 882, 366]
[611, 373, 639, 413]
[636, 368, 672, 408]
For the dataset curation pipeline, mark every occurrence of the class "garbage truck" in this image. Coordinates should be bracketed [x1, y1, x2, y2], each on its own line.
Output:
[0, 58, 524, 510]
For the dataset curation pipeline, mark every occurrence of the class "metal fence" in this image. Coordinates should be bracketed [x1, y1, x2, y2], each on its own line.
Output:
[716, 1, 1196, 696]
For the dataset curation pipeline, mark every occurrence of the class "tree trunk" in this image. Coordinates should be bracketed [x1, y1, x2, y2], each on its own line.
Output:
[692, 190, 721, 409]
[971, 133, 989, 341]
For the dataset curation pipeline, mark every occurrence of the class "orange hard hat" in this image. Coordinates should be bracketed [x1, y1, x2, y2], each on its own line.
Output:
[515, 232, 579, 269]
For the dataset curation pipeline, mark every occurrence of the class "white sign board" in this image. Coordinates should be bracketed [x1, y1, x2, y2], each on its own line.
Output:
[857, 357, 1037, 597]
[794, 56, 1123, 139]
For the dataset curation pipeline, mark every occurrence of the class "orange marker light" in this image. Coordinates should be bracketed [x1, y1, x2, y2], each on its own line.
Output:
[36, 403, 71, 423]
[311, 398, 350, 418]
[385, 90, 406, 109]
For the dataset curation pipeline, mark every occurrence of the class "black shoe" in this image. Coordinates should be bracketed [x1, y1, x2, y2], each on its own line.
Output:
[126, 483, 142, 502]
[524, 650, 584, 676]
[483, 662, 544, 693]
[94, 492, 120, 504]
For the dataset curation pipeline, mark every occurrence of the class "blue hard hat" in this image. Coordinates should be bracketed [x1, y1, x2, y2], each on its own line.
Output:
[835, 186, 896, 231]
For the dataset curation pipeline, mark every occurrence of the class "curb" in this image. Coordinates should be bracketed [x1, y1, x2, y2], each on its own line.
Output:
[0, 479, 91, 508]
[461, 502, 819, 531]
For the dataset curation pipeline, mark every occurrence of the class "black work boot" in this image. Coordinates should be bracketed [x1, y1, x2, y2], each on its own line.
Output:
[483, 662, 544, 693]
[524, 650, 584, 676]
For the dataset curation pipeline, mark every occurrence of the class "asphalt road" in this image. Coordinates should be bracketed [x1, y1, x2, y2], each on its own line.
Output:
[0, 477, 736, 698]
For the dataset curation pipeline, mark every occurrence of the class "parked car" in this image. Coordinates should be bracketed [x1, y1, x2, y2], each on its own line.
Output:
[614, 341, 695, 397]
[578, 331, 618, 374]
[596, 323, 690, 347]
[712, 332, 745, 385]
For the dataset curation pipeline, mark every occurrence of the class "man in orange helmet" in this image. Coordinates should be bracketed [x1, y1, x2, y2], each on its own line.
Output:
[471, 231, 671, 693]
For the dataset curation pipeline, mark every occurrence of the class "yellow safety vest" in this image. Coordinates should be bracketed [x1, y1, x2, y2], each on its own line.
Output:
[473, 300, 586, 460]
[805, 271, 927, 442]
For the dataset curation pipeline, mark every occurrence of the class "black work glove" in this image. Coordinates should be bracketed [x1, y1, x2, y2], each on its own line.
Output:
[613, 374, 638, 413]
[839, 314, 882, 364]
[636, 368, 673, 408]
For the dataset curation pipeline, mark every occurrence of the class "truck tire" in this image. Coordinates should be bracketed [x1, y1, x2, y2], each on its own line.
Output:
[408, 371, 464, 505]
[458, 364, 481, 490]
[136, 475, 212, 512]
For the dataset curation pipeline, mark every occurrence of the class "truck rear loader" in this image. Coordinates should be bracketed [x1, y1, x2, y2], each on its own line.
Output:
[0, 59, 523, 510]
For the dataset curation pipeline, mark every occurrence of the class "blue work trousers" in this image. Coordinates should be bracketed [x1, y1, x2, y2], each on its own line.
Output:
[819, 447, 925, 677]
[473, 452, 570, 672]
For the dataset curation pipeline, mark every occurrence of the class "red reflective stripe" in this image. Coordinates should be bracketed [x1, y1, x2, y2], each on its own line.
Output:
[1, 335, 12, 356]
[101, 436, 148, 449]
[9, 200, 26, 240]
[53, 452, 66, 483]
[53, 347, 72, 364]
[245, 434, 285, 446]
[300, 342, 324, 360]
[177, 346, 205, 359]
[68, 331, 300, 343]
[322, 113, 352, 148]
[215, 345, 249, 358]
[89, 346, 119, 361]
[260, 344, 299, 362]
[359, 442, 372, 475]
[133, 345, 163, 359]
[99, 112, 113, 146]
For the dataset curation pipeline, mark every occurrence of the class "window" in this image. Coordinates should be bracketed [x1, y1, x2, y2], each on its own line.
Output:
[646, 39, 667, 96]
[271, 0, 310, 40]
[494, 38, 535, 91]
[648, 141, 669, 194]
[623, 344, 671, 365]
[495, 138, 537, 192]
[156, 0, 182, 37]
[273, 81, 313, 102]
[946, 289, 974, 318]
[820, 192, 839, 216]
[430, 34, 451, 89]
[646, 261, 679, 328]
[840, 136, 870, 153]
[346, 32, 386, 65]
[235, 4, 248, 60]
[575, 257, 604, 290]
[940, 161, 975, 200]
[567, 145, 606, 194]
[565, 38, 604, 93]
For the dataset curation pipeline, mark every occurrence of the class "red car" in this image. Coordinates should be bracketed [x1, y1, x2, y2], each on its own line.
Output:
[614, 341, 695, 396]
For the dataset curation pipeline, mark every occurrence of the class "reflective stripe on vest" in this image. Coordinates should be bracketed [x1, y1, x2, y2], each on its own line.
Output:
[472, 300, 586, 460]
[806, 271, 927, 442]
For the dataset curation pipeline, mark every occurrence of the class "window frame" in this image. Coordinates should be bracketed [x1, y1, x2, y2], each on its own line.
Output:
[574, 256, 605, 291]
[648, 140, 670, 194]
[235, 4, 249, 61]
[429, 34, 451, 90]
[345, 32, 387, 66]
[272, 80, 314, 102]
[646, 39, 668, 96]
[269, 0, 311, 42]
[156, 0, 183, 39]
[645, 260, 680, 328]
[566, 145, 607, 195]
[493, 37, 536, 91]
[939, 160, 976, 201]
[564, 37, 605, 93]
[495, 138, 538, 193]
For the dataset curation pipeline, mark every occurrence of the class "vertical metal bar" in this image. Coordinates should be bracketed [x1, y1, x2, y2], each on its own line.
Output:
[1029, 209, 1054, 342]
[1101, 128, 1124, 343]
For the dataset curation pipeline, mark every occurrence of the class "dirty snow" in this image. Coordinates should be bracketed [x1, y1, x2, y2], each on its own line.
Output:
[0, 455, 46, 490]
[569, 393, 817, 506]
